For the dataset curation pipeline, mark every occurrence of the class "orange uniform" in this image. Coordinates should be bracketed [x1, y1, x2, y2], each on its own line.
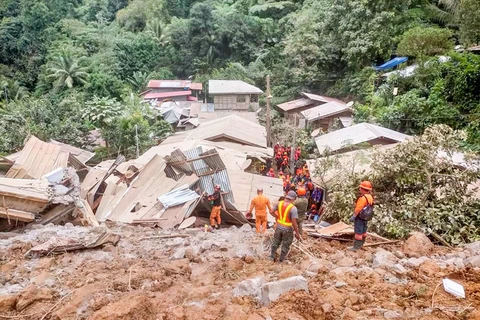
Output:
[249, 195, 273, 233]
[354, 194, 374, 217]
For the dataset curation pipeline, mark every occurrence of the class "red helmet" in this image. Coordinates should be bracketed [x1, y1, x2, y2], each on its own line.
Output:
[297, 187, 307, 196]
[311, 204, 316, 209]
[359, 181, 373, 191]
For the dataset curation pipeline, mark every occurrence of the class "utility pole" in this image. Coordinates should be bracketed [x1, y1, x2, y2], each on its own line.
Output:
[290, 113, 297, 174]
[266, 75, 272, 147]
[135, 124, 140, 158]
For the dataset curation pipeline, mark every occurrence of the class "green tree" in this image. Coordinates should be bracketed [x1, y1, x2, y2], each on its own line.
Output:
[84, 96, 124, 129]
[127, 71, 149, 92]
[397, 27, 454, 58]
[47, 53, 89, 90]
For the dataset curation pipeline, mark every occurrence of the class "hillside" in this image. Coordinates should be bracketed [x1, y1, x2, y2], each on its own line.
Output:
[1, 0, 480, 157]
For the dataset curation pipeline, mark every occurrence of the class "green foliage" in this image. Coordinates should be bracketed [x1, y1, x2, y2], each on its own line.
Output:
[0, 93, 90, 153]
[84, 96, 124, 128]
[397, 27, 454, 58]
[458, 0, 480, 46]
[319, 125, 480, 245]
[47, 52, 89, 90]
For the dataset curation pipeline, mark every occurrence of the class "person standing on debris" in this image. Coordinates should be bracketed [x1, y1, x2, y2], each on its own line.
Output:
[246, 188, 273, 234]
[207, 184, 222, 229]
[294, 186, 309, 236]
[270, 190, 301, 262]
[349, 181, 374, 251]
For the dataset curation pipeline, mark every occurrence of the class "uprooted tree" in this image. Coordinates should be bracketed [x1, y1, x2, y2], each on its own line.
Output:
[315, 125, 480, 245]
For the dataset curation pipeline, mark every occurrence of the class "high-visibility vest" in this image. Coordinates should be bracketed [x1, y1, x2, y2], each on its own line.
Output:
[277, 200, 293, 227]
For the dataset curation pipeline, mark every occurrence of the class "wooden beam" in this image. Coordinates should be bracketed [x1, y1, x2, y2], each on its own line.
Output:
[0, 208, 35, 222]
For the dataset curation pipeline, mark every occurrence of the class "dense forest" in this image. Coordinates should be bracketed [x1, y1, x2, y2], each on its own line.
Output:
[1, 0, 480, 157]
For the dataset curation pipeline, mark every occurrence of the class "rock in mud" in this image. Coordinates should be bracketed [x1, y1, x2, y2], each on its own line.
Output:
[0, 295, 17, 312]
[233, 277, 265, 297]
[372, 249, 395, 269]
[464, 255, 480, 267]
[402, 232, 434, 258]
[89, 294, 154, 320]
[16, 285, 53, 311]
[258, 276, 308, 306]
[464, 241, 480, 254]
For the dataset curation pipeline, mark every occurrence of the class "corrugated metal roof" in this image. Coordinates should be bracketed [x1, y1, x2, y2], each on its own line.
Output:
[157, 185, 200, 208]
[209, 80, 263, 95]
[227, 170, 283, 216]
[50, 140, 94, 164]
[301, 101, 352, 121]
[301, 92, 344, 104]
[190, 82, 203, 90]
[314, 123, 410, 154]
[277, 98, 315, 112]
[161, 114, 267, 148]
[196, 111, 259, 124]
[6, 136, 69, 179]
[96, 155, 200, 223]
[143, 91, 191, 100]
[147, 80, 202, 90]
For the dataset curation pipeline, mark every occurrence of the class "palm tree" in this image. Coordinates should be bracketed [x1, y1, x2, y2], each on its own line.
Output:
[428, 0, 462, 25]
[0, 79, 29, 103]
[127, 71, 149, 92]
[47, 53, 89, 89]
[146, 20, 169, 46]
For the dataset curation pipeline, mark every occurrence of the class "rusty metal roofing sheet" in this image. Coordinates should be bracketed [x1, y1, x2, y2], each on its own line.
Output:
[147, 80, 191, 88]
[143, 91, 191, 100]
[227, 170, 283, 213]
[50, 140, 95, 164]
[6, 136, 69, 179]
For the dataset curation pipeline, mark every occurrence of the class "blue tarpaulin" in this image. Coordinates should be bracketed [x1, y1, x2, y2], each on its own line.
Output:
[373, 57, 408, 71]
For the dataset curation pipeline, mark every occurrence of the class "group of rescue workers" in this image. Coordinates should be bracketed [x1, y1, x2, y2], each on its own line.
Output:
[205, 140, 375, 262]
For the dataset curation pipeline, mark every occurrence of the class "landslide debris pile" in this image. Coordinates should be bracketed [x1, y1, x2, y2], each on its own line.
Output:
[0, 224, 479, 320]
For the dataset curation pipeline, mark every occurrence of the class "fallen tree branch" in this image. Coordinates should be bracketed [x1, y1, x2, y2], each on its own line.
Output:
[431, 281, 442, 309]
[139, 234, 190, 240]
[363, 240, 400, 247]
[430, 231, 453, 248]
[40, 290, 75, 320]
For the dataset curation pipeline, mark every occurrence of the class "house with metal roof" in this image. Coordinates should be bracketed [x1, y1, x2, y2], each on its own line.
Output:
[314, 123, 410, 154]
[276, 92, 349, 128]
[301, 100, 353, 131]
[208, 80, 263, 111]
[141, 80, 202, 104]
[161, 114, 267, 148]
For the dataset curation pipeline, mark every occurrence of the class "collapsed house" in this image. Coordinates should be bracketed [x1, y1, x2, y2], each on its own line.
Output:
[81, 139, 282, 229]
[0, 136, 97, 230]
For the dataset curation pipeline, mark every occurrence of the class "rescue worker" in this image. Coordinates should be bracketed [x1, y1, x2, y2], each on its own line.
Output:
[207, 184, 222, 229]
[349, 181, 374, 251]
[294, 186, 308, 235]
[295, 146, 301, 161]
[274, 142, 281, 154]
[267, 168, 275, 177]
[246, 188, 273, 234]
[278, 171, 284, 180]
[270, 191, 301, 262]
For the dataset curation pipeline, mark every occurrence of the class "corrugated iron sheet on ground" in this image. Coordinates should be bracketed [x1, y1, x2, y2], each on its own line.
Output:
[6, 136, 69, 179]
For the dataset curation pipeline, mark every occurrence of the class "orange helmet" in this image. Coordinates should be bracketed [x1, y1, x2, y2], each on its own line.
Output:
[311, 204, 316, 209]
[359, 181, 373, 191]
[297, 187, 307, 196]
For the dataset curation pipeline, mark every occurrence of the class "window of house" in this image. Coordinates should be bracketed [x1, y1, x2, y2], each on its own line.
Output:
[237, 95, 246, 103]
[251, 95, 259, 102]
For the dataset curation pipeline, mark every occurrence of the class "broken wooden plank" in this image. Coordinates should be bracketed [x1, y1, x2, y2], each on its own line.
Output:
[366, 232, 392, 242]
[0, 208, 35, 222]
[76, 199, 100, 227]
[139, 234, 190, 240]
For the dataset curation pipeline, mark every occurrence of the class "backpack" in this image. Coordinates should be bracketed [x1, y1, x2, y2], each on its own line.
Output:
[358, 195, 374, 221]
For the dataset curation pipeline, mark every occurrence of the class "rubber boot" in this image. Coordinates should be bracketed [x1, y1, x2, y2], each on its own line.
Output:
[348, 240, 362, 251]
